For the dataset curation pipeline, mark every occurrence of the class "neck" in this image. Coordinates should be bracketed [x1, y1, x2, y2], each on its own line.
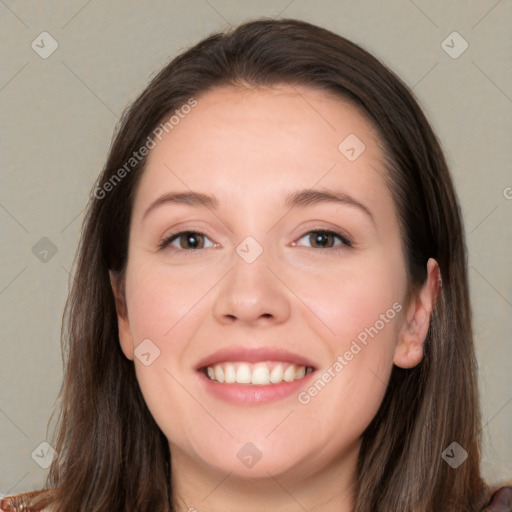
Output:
[169, 441, 359, 512]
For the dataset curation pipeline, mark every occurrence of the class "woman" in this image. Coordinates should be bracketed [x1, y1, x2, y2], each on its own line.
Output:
[2, 18, 511, 512]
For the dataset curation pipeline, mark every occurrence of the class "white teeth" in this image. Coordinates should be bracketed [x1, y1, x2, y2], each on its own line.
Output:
[269, 364, 284, 384]
[204, 361, 314, 385]
[251, 363, 270, 385]
[295, 365, 306, 379]
[214, 365, 225, 383]
[224, 363, 236, 383]
[283, 364, 296, 382]
[236, 363, 252, 384]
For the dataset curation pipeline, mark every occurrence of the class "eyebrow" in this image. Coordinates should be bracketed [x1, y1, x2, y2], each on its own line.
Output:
[284, 188, 375, 225]
[142, 188, 375, 225]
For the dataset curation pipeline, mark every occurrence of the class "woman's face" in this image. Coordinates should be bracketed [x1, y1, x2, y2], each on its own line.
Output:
[111, 84, 433, 483]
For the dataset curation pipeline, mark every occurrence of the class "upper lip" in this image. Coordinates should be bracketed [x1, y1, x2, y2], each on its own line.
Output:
[194, 346, 318, 371]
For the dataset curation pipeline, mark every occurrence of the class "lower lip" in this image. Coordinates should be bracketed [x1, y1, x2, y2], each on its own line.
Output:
[197, 370, 316, 405]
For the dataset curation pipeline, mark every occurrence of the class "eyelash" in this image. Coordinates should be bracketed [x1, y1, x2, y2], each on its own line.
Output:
[157, 229, 353, 254]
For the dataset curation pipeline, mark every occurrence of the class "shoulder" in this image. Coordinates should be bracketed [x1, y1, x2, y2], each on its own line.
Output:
[0, 489, 56, 511]
[485, 485, 512, 512]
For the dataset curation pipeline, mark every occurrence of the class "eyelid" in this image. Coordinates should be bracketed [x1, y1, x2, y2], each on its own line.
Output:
[158, 230, 217, 251]
[158, 227, 353, 253]
[293, 229, 352, 249]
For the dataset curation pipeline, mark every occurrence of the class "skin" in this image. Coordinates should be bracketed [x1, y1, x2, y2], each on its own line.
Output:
[110, 84, 440, 512]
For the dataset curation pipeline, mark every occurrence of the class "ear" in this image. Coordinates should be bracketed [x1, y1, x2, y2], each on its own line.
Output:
[109, 270, 135, 361]
[394, 258, 441, 369]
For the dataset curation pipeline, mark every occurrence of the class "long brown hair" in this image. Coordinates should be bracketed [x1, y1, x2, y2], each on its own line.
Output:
[35, 17, 498, 511]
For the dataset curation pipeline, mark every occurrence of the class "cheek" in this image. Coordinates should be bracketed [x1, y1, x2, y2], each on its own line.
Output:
[124, 259, 211, 343]
[121, 260, 217, 437]
[299, 307, 399, 447]
[299, 253, 403, 351]
[295, 257, 402, 422]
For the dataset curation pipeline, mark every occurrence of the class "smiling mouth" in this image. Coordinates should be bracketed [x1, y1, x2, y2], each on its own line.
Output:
[201, 361, 315, 385]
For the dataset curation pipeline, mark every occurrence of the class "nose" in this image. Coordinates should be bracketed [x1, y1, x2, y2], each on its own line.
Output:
[212, 244, 292, 326]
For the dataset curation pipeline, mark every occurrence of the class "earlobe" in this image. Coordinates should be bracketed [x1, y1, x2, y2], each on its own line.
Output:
[394, 258, 441, 369]
[109, 270, 135, 361]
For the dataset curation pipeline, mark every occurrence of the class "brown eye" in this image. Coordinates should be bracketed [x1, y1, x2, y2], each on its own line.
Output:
[309, 231, 336, 248]
[177, 232, 205, 249]
[159, 231, 215, 251]
[296, 230, 352, 250]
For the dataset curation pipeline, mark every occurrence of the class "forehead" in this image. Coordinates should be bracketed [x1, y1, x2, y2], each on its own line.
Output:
[133, 83, 391, 218]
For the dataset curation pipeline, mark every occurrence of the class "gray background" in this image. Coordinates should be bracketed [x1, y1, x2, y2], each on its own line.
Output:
[1, 0, 511, 497]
